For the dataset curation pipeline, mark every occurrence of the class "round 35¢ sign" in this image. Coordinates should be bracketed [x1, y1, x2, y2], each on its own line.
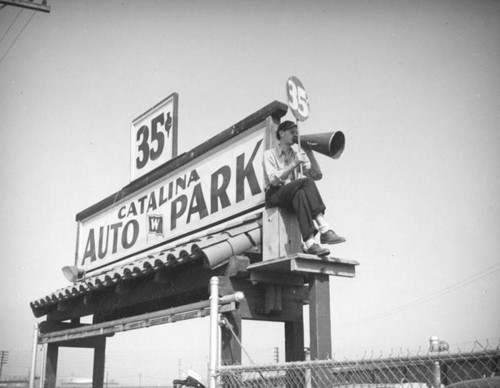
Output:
[286, 76, 309, 121]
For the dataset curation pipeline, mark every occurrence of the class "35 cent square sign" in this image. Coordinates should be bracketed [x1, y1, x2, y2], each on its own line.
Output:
[130, 93, 178, 181]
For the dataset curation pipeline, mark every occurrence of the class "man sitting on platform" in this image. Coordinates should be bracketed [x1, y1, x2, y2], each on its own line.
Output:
[263, 120, 345, 256]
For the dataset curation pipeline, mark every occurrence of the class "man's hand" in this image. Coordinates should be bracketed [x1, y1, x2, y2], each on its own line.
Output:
[296, 151, 311, 169]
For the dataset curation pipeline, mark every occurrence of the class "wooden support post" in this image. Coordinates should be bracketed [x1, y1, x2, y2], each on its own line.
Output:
[45, 343, 58, 388]
[92, 337, 106, 388]
[43, 329, 107, 388]
[220, 312, 242, 366]
[264, 284, 283, 314]
[285, 320, 305, 388]
[308, 274, 332, 360]
[285, 320, 305, 362]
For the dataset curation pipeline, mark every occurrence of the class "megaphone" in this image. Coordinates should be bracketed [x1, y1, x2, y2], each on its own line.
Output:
[294, 131, 345, 159]
[62, 265, 86, 283]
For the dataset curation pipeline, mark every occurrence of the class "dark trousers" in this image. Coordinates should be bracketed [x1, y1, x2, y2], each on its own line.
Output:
[265, 177, 326, 240]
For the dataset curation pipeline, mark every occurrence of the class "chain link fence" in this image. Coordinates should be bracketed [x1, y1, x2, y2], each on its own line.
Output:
[218, 340, 500, 388]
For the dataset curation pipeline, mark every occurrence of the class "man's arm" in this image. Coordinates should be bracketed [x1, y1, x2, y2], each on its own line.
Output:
[264, 149, 301, 185]
[302, 149, 323, 180]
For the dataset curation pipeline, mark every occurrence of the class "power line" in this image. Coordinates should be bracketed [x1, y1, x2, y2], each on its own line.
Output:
[0, 9, 35, 66]
[333, 262, 500, 328]
[0, 8, 22, 45]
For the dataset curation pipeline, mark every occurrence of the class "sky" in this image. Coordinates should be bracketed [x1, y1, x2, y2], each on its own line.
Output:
[0, 0, 499, 385]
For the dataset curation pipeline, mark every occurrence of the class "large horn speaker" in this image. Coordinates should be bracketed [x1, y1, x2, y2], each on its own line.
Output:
[294, 131, 345, 159]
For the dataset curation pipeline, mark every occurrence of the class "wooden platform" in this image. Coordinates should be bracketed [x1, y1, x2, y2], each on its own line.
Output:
[247, 253, 358, 279]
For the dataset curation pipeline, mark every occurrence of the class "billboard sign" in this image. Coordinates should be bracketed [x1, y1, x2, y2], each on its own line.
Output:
[77, 124, 266, 272]
[131, 93, 178, 181]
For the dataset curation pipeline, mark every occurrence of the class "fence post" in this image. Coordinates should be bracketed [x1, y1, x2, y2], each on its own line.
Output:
[39, 344, 46, 388]
[432, 361, 441, 388]
[209, 277, 220, 388]
[29, 323, 39, 388]
[305, 348, 312, 388]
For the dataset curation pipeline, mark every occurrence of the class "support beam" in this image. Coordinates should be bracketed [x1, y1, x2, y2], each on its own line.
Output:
[92, 337, 106, 388]
[285, 319, 305, 388]
[218, 277, 307, 322]
[285, 320, 305, 362]
[45, 344, 58, 388]
[41, 297, 240, 344]
[308, 274, 332, 360]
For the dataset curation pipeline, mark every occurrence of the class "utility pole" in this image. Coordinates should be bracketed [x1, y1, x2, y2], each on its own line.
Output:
[0, 0, 51, 13]
[273, 347, 279, 363]
[0, 350, 9, 379]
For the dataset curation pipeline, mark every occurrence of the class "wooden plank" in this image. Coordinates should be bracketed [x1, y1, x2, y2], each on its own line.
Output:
[291, 257, 356, 278]
[248, 254, 358, 278]
[39, 321, 90, 334]
[247, 255, 294, 272]
[218, 277, 306, 322]
[250, 271, 304, 286]
[52, 336, 107, 349]
[262, 208, 302, 261]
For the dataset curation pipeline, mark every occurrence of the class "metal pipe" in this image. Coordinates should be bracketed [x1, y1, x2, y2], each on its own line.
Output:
[432, 360, 441, 388]
[208, 277, 219, 388]
[39, 344, 46, 388]
[28, 323, 39, 388]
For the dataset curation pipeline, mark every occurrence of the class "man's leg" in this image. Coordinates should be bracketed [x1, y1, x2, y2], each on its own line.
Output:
[290, 189, 329, 256]
[291, 189, 317, 240]
[298, 178, 346, 245]
[297, 177, 326, 218]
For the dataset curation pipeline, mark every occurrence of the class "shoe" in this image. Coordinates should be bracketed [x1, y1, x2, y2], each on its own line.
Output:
[305, 243, 330, 256]
[320, 230, 346, 245]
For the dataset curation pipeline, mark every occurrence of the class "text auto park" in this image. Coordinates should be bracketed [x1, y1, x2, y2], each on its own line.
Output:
[79, 137, 264, 269]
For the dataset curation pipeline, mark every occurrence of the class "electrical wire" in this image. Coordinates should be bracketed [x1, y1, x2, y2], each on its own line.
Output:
[333, 262, 500, 329]
[0, 10, 36, 67]
[0, 8, 22, 46]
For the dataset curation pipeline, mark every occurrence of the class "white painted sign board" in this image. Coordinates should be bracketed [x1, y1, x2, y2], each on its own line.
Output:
[130, 93, 178, 181]
[77, 123, 265, 273]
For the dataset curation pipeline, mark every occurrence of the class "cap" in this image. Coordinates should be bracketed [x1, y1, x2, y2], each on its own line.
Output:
[276, 120, 297, 139]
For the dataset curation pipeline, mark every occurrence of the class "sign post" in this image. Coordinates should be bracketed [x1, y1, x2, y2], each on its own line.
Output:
[286, 76, 310, 176]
